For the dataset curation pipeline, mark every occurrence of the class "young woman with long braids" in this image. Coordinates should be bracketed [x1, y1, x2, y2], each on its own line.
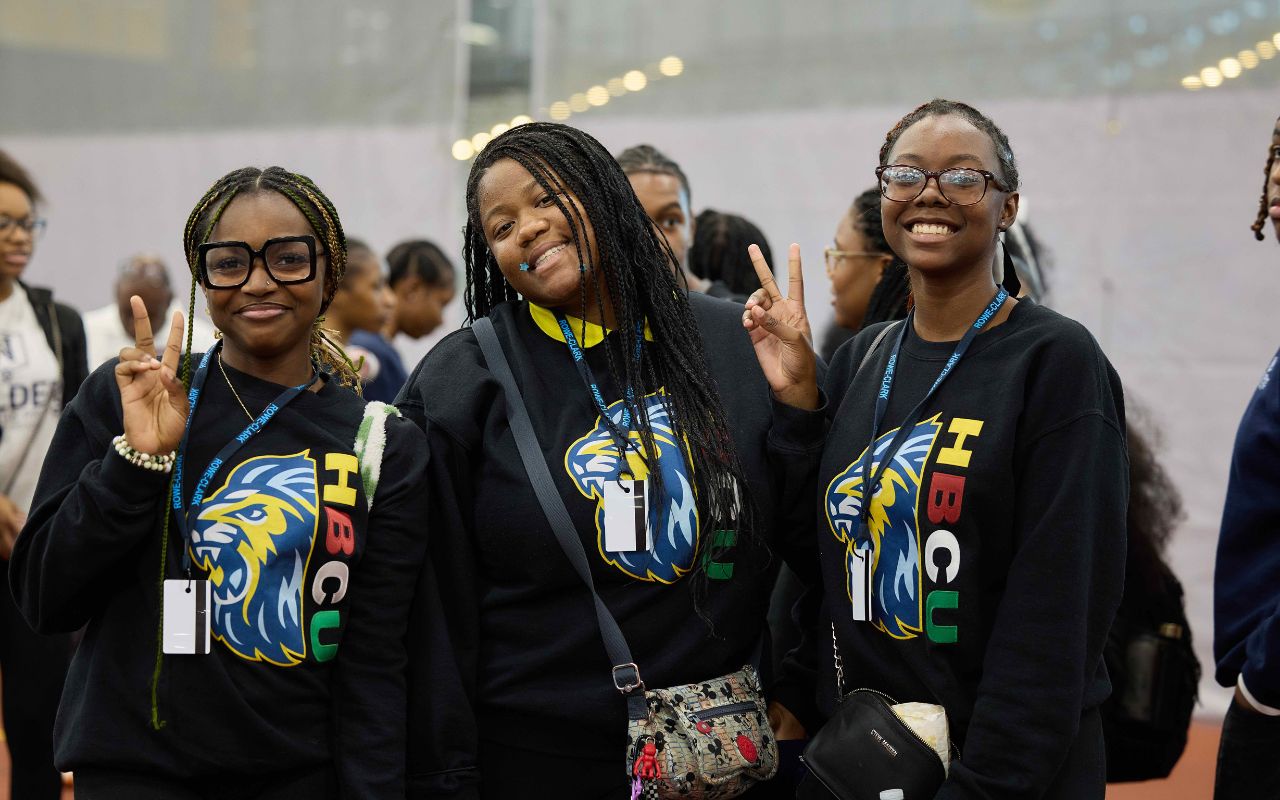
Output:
[399, 122, 823, 798]
[10, 166, 429, 798]
[745, 99, 1127, 797]
[1213, 112, 1280, 798]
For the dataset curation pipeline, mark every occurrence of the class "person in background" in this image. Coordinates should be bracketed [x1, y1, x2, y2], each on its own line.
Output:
[616, 143, 743, 302]
[689, 209, 771, 300]
[818, 187, 911, 362]
[383, 239, 456, 342]
[329, 238, 399, 401]
[0, 148, 86, 800]
[83, 253, 216, 368]
[1213, 112, 1280, 799]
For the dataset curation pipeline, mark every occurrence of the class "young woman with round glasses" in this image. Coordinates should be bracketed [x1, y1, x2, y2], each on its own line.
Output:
[10, 166, 431, 799]
[746, 99, 1127, 798]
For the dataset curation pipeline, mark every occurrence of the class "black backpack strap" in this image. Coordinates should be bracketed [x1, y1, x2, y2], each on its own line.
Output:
[472, 317, 649, 721]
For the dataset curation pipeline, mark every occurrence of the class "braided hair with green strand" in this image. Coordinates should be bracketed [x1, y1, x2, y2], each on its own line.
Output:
[149, 166, 357, 729]
[463, 122, 762, 614]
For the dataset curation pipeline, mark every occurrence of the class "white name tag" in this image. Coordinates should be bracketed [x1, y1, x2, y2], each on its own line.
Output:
[603, 478, 650, 553]
[163, 579, 211, 655]
[849, 548, 873, 623]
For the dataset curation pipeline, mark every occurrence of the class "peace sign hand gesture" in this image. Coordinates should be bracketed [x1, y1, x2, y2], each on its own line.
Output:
[114, 295, 190, 456]
[741, 243, 819, 411]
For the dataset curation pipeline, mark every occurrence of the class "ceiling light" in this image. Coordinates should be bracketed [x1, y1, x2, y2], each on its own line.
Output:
[459, 22, 499, 47]
[1180, 75, 1203, 90]
[471, 132, 492, 150]
[1240, 49, 1260, 69]
[1258, 40, 1276, 59]
[568, 93, 589, 113]
[1219, 57, 1242, 78]
[1200, 66, 1223, 87]
[490, 122, 510, 137]
[586, 85, 610, 106]
[623, 70, 648, 91]
[510, 115, 533, 126]
[452, 139, 475, 160]
[549, 101, 571, 121]
[607, 77, 627, 96]
[659, 56, 684, 77]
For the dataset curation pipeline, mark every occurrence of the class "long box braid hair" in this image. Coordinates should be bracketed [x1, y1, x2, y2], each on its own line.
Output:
[462, 122, 763, 611]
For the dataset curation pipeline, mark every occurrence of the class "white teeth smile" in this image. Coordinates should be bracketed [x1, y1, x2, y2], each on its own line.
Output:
[911, 223, 955, 236]
[535, 244, 567, 268]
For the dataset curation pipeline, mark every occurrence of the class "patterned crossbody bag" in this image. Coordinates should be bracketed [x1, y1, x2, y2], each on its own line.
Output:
[473, 317, 778, 799]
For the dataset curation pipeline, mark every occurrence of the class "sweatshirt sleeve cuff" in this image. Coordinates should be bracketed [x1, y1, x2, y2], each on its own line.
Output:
[1239, 672, 1280, 716]
[100, 445, 173, 505]
[768, 393, 828, 453]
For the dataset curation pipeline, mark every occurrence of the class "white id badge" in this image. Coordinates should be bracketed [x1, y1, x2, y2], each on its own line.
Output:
[603, 478, 650, 553]
[849, 548, 873, 622]
[163, 579, 211, 655]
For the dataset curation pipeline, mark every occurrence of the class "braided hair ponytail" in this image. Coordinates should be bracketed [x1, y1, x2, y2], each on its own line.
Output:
[1251, 126, 1278, 241]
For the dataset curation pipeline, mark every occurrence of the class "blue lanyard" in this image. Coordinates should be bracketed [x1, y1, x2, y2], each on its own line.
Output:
[171, 342, 317, 573]
[554, 312, 646, 475]
[856, 287, 1009, 543]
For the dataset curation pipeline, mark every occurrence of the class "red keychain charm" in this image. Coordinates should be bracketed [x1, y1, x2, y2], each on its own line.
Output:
[632, 739, 662, 780]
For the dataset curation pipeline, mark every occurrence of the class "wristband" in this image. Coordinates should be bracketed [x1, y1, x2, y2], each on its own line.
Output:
[112, 434, 176, 473]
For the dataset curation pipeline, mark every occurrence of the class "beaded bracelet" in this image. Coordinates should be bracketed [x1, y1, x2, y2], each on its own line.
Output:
[111, 434, 176, 473]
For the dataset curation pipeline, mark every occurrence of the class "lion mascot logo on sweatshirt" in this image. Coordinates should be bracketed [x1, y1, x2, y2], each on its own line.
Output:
[826, 416, 942, 639]
[566, 392, 699, 583]
[190, 451, 319, 665]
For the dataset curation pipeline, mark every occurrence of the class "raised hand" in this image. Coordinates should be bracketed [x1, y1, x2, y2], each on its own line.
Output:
[114, 295, 189, 456]
[742, 243, 819, 410]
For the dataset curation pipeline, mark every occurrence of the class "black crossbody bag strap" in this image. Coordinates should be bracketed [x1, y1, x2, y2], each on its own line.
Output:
[472, 317, 650, 721]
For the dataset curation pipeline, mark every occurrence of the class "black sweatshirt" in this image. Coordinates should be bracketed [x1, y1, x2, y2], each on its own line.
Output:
[9, 359, 429, 798]
[814, 300, 1127, 799]
[397, 293, 825, 797]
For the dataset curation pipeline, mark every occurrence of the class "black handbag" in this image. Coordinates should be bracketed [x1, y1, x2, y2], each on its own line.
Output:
[1101, 568, 1200, 782]
[799, 688, 946, 800]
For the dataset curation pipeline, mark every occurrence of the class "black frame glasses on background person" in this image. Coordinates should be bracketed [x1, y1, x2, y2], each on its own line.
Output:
[0, 214, 47, 239]
[197, 235, 320, 289]
[875, 165, 1010, 206]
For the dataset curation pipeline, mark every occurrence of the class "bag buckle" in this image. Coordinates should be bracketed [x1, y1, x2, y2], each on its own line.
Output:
[612, 662, 645, 693]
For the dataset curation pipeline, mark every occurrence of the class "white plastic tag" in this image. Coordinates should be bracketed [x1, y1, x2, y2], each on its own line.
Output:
[849, 548, 872, 623]
[163, 579, 211, 655]
[603, 478, 650, 553]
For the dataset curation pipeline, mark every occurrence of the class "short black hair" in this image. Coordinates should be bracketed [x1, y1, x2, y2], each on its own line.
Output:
[616, 144, 691, 207]
[386, 239, 454, 288]
[342, 238, 379, 279]
[880, 98, 1019, 190]
[689, 209, 772, 296]
[0, 149, 43, 204]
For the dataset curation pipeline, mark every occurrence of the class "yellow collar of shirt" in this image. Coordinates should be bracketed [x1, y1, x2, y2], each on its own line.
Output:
[528, 303, 654, 348]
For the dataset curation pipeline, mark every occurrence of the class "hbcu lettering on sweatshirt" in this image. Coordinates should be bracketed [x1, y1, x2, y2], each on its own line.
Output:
[826, 415, 983, 644]
[186, 449, 360, 666]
